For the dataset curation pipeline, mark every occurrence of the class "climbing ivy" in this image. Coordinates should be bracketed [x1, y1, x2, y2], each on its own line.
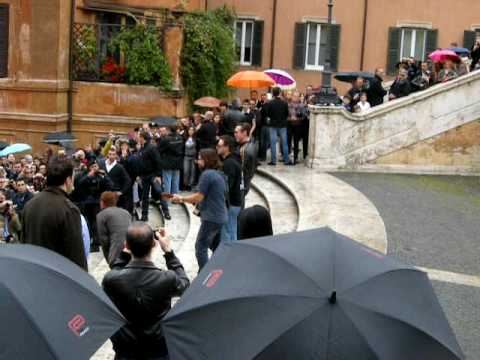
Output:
[181, 6, 237, 106]
[109, 24, 173, 92]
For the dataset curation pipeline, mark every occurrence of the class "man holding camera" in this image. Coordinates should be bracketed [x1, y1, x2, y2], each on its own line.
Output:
[0, 191, 21, 243]
[102, 223, 189, 360]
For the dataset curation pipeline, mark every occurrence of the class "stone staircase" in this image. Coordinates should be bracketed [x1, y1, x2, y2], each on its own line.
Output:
[308, 69, 480, 175]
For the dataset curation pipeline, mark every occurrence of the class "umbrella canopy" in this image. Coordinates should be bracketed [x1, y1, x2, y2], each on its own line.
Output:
[194, 96, 222, 108]
[150, 116, 178, 128]
[334, 71, 376, 83]
[0, 245, 125, 360]
[264, 69, 296, 86]
[429, 49, 461, 63]
[448, 47, 470, 56]
[227, 70, 276, 89]
[163, 227, 464, 360]
[43, 132, 78, 146]
[0, 143, 32, 157]
[0, 141, 8, 151]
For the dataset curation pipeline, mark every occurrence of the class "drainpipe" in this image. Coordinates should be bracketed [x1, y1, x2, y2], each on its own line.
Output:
[67, 0, 76, 133]
[269, 0, 277, 69]
[360, 0, 368, 70]
[205, 0, 208, 12]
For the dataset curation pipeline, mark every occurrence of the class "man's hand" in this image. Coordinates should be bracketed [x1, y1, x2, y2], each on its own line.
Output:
[155, 228, 172, 253]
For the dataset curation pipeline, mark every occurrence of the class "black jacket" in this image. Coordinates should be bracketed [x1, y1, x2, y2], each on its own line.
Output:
[76, 172, 113, 204]
[390, 79, 411, 99]
[102, 252, 189, 358]
[22, 187, 87, 270]
[265, 97, 289, 128]
[157, 133, 184, 170]
[196, 121, 218, 150]
[238, 140, 258, 193]
[223, 108, 245, 136]
[222, 154, 243, 207]
[138, 143, 163, 178]
[99, 161, 132, 196]
[367, 75, 387, 107]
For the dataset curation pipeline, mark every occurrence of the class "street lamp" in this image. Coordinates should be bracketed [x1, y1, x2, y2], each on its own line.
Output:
[314, 0, 339, 106]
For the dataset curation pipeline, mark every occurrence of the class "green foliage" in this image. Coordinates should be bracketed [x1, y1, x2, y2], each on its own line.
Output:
[74, 26, 98, 75]
[181, 6, 237, 106]
[109, 25, 173, 92]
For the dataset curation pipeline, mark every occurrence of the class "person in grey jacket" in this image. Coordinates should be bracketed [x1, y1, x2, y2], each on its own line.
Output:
[97, 191, 132, 267]
[183, 126, 197, 190]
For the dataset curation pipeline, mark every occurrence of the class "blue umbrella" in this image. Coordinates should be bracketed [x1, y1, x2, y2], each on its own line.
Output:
[0, 143, 32, 157]
[448, 47, 470, 56]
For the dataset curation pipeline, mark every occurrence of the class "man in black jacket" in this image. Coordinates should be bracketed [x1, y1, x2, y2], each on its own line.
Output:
[222, 99, 245, 137]
[367, 68, 387, 107]
[99, 146, 132, 211]
[103, 222, 189, 360]
[138, 132, 163, 222]
[265, 87, 292, 165]
[22, 156, 87, 270]
[389, 69, 411, 101]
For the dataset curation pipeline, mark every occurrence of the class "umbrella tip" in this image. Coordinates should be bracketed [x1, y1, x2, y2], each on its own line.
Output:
[329, 291, 337, 305]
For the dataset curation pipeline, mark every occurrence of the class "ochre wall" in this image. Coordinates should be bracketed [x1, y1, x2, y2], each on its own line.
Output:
[375, 120, 480, 169]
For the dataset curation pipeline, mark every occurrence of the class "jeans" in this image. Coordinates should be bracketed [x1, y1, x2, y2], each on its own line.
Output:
[163, 170, 180, 194]
[269, 127, 290, 164]
[183, 157, 196, 187]
[196, 220, 223, 270]
[141, 176, 169, 219]
[221, 206, 241, 243]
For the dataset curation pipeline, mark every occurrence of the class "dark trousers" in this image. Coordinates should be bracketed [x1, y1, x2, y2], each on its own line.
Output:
[303, 117, 309, 158]
[287, 123, 304, 162]
[195, 220, 223, 270]
[82, 202, 100, 245]
[257, 126, 270, 161]
[115, 355, 168, 360]
[141, 176, 169, 220]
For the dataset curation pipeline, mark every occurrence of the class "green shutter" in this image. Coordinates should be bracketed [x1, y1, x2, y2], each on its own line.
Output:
[293, 22, 307, 69]
[386, 27, 401, 75]
[425, 29, 438, 58]
[464, 30, 476, 49]
[0, 4, 9, 78]
[328, 24, 341, 72]
[252, 20, 264, 67]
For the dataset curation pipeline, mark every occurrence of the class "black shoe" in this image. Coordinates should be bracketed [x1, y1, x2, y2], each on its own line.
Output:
[90, 244, 100, 253]
[267, 162, 276, 166]
[140, 216, 148, 222]
[164, 212, 172, 220]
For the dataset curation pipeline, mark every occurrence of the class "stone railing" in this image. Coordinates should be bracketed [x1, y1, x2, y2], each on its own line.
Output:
[307, 70, 480, 174]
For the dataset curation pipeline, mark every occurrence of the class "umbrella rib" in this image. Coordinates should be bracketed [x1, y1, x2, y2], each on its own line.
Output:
[339, 297, 462, 357]
[340, 268, 421, 294]
[0, 282, 59, 359]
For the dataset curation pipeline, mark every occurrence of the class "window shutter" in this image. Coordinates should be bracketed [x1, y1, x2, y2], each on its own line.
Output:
[464, 30, 476, 49]
[0, 4, 9, 78]
[425, 29, 438, 58]
[251, 20, 264, 67]
[293, 22, 307, 69]
[386, 27, 401, 75]
[327, 24, 341, 72]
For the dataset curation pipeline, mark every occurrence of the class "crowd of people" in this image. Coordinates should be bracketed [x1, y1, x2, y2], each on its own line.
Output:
[343, 42, 480, 114]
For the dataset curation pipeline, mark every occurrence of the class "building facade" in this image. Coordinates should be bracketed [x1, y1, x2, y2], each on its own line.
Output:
[207, 0, 480, 94]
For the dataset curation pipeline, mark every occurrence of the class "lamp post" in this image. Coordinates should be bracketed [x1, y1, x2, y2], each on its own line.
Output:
[314, 0, 339, 105]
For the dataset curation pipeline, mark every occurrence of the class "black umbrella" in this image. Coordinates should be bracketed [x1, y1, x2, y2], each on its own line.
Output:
[334, 71, 376, 83]
[43, 132, 78, 146]
[163, 228, 464, 360]
[150, 116, 177, 128]
[0, 140, 8, 150]
[0, 245, 125, 360]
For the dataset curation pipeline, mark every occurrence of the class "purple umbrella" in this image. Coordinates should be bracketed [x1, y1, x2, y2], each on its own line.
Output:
[264, 69, 296, 86]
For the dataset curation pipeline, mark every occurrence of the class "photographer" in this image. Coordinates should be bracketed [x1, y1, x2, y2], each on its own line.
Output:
[77, 161, 113, 251]
[0, 191, 21, 243]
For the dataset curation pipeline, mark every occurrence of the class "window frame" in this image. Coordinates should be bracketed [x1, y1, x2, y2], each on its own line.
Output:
[0, 3, 9, 78]
[400, 27, 427, 62]
[304, 22, 325, 71]
[235, 19, 255, 66]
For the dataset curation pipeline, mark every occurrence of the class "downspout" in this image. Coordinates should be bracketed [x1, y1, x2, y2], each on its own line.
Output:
[360, 0, 368, 70]
[67, 0, 76, 133]
[205, 0, 208, 12]
[269, 0, 277, 69]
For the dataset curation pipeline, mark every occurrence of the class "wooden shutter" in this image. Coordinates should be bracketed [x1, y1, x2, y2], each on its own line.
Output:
[0, 4, 9, 78]
[293, 22, 307, 69]
[327, 24, 341, 72]
[425, 29, 438, 58]
[464, 30, 476, 49]
[251, 20, 264, 67]
[386, 27, 401, 75]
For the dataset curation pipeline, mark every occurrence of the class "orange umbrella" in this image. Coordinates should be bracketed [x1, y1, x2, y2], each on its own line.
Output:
[227, 71, 276, 89]
[194, 96, 221, 108]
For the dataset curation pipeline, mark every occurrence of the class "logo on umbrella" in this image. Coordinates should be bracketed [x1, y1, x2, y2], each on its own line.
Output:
[203, 269, 223, 288]
[68, 315, 90, 337]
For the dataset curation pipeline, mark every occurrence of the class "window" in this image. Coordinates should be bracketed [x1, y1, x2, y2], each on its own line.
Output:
[305, 23, 328, 71]
[0, 4, 9, 78]
[235, 20, 254, 66]
[400, 28, 426, 61]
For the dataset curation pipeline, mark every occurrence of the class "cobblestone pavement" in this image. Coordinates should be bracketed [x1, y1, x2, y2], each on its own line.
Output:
[334, 173, 480, 359]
